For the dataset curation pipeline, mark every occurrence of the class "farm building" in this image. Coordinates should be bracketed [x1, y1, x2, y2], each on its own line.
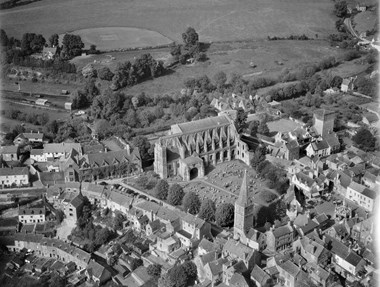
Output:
[65, 102, 73, 110]
[35, 99, 49, 106]
[61, 90, 70, 95]
[42, 47, 57, 60]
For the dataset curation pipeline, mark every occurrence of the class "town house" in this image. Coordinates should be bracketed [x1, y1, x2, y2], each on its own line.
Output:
[0, 167, 29, 187]
[0, 146, 19, 161]
[266, 223, 294, 252]
[18, 205, 46, 224]
[346, 182, 378, 212]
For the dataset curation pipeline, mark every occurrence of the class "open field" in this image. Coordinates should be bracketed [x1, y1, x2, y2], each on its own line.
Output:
[353, 10, 378, 35]
[1, 0, 336, 45]
[60, 27, 173, 51]
[99, 40, 343, 96]
[267, 118, 304, 133]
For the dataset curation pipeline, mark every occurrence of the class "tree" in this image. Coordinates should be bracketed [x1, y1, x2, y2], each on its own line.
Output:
[147, 264, 162, 278]
[213, 71, 227, 89]
[215, 203, 234, 227]
[234, 108, 247, 133]
[94, 119, 112, 140]
[182, 27, 199, 48]
[113, 212, 125, 230]
[0, 29, 8, 47]
[198, 199, 216, 222]
[48, 34, 59, 47]
[167, 184, 185, 205]
[132, 135, 152, 161]
[168, 265, 188, 287]
[251, 145, 267, 168]
[55, 209, 64, 223]
[334, 1, 347, 18]
[183, 191, 200, 214]
[257, 121, 270, 135]
[130, 258, 143, 271]
[61, 34, 84, 59]
[155, 179, 169, 200]
[352, 128, 377, 151]
[94, 228, 110, 246]
[182, 261, 197, 281]
[98, 67, 114, 81]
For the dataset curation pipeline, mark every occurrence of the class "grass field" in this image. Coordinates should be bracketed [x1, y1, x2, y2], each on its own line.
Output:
[1, 0, 336, 46]
[353, 10, 378, 35]
[60, 27, 173, 51]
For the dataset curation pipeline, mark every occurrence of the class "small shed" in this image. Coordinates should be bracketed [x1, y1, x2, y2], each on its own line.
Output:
[65, 102, 73, 111]
[35, 99, 48, 106]
[61, 90, 70, 95]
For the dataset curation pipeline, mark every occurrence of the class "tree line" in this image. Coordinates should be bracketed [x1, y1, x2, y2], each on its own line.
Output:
[1, 109, 49, 126]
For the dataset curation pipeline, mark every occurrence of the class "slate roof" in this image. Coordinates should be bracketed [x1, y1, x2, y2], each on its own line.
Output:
[199, 238, 215, 253]
[314, 201, 335, 217]
[0, 146, 18, 153]
[13, 233, 91, 263]
[279, 260, 300, 278]
[362, 188, 377, 199]
[70, 194, 84, 208]
[223, 239, 254, 260]
[229, 273, 249, 287]
[325, 133, 340, 147]
[19, 206, 45, 216]
[43, 143, 82, 154]
[313, 109, 335, 120]
[0, 167, 28, 176]
[172, 115, 230, 134]
[324, 234, 350, 259]
[345, 252, 363, 267]
[311, 140, 329, 151]
[87, 259, 111, 279]
[348, 182, 366, 193]
[22, 133, 44, 140]
[207, 258, 228, 276]
[86, 149, 133, 166]
[272, 224, 293, 238]
[251, 265, 271, 285]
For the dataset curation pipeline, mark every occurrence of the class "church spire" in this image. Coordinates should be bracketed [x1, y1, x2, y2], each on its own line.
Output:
[237, 170, 249, 206]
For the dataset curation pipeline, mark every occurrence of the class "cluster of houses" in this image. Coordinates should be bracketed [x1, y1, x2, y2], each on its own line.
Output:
[0, 134, 143, 188]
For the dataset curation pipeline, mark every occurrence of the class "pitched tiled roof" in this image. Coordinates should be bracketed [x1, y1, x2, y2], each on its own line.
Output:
[311, 140, 329, 151]
[362, 188, 377, 199]
[0, 146, 18, 153]
[313, 109, 334, 120]
[251, 265, 271, 285]
[70, 194, 84, 208]
[22, 133, 44, 140]
[325, 133, 340, 147]
[272, 224, 293, 238]
[279, 260, 300, 278]
[0, 167, 28, 176]
[172, 115, 230, 134]
[20, 206, 46, 216]
[207, 258, 228, 276]
[223, 239, 254, 260]
[43, 143, 82, 154]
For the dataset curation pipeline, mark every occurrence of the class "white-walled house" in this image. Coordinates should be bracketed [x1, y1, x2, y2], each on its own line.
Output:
[18, 206, 46, 224]
[306, 140, 330, 158]
[0, 167, 29, 187]
[346, 182, 378, 212]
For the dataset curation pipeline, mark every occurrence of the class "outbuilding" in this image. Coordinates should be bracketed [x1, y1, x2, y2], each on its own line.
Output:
[35, 99, 49, 106]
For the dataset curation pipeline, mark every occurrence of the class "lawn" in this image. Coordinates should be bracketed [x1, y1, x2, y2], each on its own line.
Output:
[267, 118, 304, 133]
[60, 27, 173, 51]
[1, 0, 336, 45]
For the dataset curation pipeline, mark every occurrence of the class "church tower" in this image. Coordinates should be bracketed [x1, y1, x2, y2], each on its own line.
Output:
[234, 170, 254, 241]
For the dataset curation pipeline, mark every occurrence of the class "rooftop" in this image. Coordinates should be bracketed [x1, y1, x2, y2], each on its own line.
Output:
[171, 115, 231, 134]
